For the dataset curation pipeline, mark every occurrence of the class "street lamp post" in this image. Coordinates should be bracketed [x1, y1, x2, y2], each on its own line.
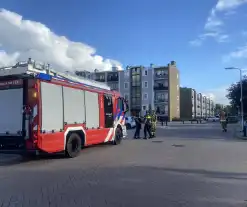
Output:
[225, 67, 244, 131]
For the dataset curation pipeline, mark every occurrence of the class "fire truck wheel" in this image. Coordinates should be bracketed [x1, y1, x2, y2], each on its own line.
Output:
[66, 133, 82, 158]
[112, 127, 123, 145]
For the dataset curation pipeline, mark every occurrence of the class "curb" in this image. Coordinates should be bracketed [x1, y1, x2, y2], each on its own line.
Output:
[157, 122, 209, 126]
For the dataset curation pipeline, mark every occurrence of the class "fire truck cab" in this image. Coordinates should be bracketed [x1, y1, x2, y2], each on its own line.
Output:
[0, 59, 128, 158]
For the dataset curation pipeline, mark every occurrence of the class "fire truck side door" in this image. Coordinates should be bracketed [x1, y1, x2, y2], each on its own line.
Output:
[103, 94, 113, 128]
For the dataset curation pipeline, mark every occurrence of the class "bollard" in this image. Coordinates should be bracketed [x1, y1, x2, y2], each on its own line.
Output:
[165, 121, 168, 126]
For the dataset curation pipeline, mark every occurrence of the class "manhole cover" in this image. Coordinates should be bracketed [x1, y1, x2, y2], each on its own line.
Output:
[172, 144, 185, 147]
[152, 140, 163, 143]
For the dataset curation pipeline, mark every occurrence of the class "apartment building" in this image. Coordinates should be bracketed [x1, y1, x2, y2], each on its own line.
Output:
[180, 87, 196, 119]
[201, 96, 207, 118]
[75, 61, 180, 120]
[153, 61, 180, 120]
[119, 66, 154, 116]
[195, 93, 202, 118]
[180, 88, 215, 119]
[209, 99, 215, 116]
[205, 98, 210, 117]
[75, 68, 120, 91]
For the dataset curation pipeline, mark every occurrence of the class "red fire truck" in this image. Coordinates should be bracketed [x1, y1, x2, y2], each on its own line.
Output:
[0, 58, 128, 158]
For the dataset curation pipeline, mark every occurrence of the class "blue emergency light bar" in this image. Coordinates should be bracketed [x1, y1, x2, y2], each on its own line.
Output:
[36, 73, 52, 81]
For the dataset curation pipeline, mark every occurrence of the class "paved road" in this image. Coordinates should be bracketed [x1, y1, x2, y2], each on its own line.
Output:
[1, 123, 247, 207]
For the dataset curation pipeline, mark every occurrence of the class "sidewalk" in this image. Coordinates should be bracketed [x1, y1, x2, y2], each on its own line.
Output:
[234, 124, 247, 140]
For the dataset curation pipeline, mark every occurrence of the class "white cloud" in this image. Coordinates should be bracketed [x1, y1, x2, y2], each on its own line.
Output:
[202, 86, 229, 104]
[224, 44, 247, 61]
[223, 30, 247, 62]
[189, 39, 202, 47]
[0, 9, 123, 72]
[204, 9, 223, 31]
[224, 10, 237, 15]
[215, 0, 247, 11]
[190, 0, 247, 46]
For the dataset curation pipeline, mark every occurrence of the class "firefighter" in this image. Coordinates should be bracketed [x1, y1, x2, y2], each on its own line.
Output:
[220, 110, 227, 132]
[143, 111, 152, 139]
[133, 114, 142, 139]
[151, 110, 157, 137]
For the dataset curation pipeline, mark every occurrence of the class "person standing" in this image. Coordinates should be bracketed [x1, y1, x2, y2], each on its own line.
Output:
[151, 110, 157, 137]
[133, 115, 142, 139]
[143, 111, 152, 139]
[220, 110, 227, 132]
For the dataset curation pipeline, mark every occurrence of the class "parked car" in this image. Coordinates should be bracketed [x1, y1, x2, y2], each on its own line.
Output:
[125, 116, 136, 129]
[206, 116, 220, 122]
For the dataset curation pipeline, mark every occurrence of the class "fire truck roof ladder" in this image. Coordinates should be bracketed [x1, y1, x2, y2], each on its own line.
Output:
[0, 58, 111, 90]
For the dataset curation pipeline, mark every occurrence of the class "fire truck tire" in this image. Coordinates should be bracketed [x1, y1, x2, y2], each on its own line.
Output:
[65, 133, 82, 158]
[112, 127, 123, 145]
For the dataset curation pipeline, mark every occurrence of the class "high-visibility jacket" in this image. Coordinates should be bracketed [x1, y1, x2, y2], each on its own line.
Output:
[145, 115, 152, 125]
[151, 114, 157, 123]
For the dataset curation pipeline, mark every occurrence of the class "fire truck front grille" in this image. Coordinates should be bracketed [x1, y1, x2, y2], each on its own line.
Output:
[0, 136, 25, 151]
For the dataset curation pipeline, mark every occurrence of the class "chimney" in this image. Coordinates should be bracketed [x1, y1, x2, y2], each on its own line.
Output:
[171, 61, 176, 66]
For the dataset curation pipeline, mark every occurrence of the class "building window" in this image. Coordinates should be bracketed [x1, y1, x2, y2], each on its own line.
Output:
[124, 70, 129, 77]
[124, 82, 128, 89]
[124, 94, 129, 100]
[144, 81, 148, 88]
[142, 105, 147, 111]
[144, 70, 148, 76]
[143, 93, 148, 100]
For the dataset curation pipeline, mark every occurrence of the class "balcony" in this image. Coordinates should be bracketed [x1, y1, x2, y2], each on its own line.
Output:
[154, 74, 168, 80]
[131, 83, 141, 87]
[154, 85, 168, 90]
[154, 99, 168, 104]
[95, 78, 105, 82]
[107, 73, 119, 82]
[154, 69, 168, 80]
[107, 77, 118, 82]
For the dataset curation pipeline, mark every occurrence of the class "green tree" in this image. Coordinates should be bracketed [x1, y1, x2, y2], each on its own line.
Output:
[226, 77, 247, 114]
[224, 105, 237, 115]
[214, 103, 223, 115]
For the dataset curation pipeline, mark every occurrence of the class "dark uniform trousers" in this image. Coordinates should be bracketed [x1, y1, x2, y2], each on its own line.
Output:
[144, 115, 152, 139]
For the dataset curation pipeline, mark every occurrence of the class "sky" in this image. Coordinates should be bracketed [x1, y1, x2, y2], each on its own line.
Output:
[1, 0, 247, 104]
